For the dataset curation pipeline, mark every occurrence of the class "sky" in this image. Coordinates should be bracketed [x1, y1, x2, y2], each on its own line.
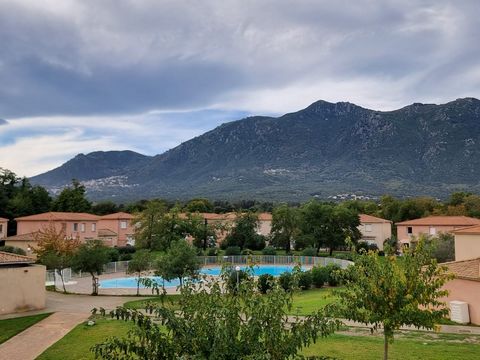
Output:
[1, 0, 479, 177]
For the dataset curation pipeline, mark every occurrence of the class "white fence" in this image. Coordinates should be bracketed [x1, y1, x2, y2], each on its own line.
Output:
[46, 256, 352, 288]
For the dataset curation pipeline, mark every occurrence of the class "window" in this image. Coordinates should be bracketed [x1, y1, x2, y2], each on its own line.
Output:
[407, 226, 413, 235]
[429, 227, 436, 235]
[80, 223, 86, 232]
[92, 223, 96, 232]
[365, 224, 372, 232]
[120, 220, 127, 229]
[73, 223, 78, 232]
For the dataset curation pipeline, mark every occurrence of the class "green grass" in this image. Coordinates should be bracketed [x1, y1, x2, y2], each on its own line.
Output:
[0, 313, 52, 344]
[302, 333, 480, 360]
[123, 294, 181, 309]
[291, 287, 339, 315]
[37, 318, 132, 360]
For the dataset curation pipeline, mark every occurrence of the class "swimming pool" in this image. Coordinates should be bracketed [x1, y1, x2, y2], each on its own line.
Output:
[99, 264, 304, 289]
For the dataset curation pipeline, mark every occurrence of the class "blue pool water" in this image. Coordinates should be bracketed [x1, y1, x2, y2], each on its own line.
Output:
[100, 265, 303, 289]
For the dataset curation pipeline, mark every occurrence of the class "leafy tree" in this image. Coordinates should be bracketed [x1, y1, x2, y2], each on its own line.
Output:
[52, 179, 92, 212]
[271, 204, 299, 254]
[181, 212, 216, 250]
[133, 200, 168, 249]
[33, 223, 81, 293]
[127, 250, 153, 295]
[223, 212, 259, 250]
[91, 201, 121, 215]
[184, 198, 213, 213]
[155, 240, 200, 287]
[71, 240, 110, 295]
[336, 239, 453, 360]
[93, 268, 339, 359]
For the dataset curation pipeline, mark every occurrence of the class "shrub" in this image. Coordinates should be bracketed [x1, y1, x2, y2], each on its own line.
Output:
[311, 266, 328, 288]
[301, 247, 317, 257]
[120, 253, 133, 261]
[225, 246, 241, 256]
[245, 234, 266, 250]
[116, 245, 136, 255]
[333, 252, 353, 261]
[0, 245, 27, 256]
[262, 246, 277, 255]
[278, 272, 294, 292]
[325, 263, 342, 287]
[226, 268, 250, 293]
[298, 271, 313, 290]
[106, 248, 120, 262]
[206, 247, 218, 256]
[258, 274, 275, 294]
[241, 249, 254, 255]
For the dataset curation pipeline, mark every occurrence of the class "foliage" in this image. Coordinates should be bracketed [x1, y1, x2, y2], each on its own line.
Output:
[335, 239, 454, 360]
[262, 246, 277, 255]
[0, 245, 26, 255]
[105, 248, 119, 262]
[127, 250, 153, 295]
[225, 246, 241, 256]
[184, 198, 214, 213]
[71, 240, 111, 295]
[241, 248, 254, 255]
[52, 179, 92, 212]
[116, 245, 136, 254]
[258, 273, 275, 294]
[225, 267, 251, 293]
[92, 268, 339, 360]
[324, 263, 342, 287]
[132, 200, 169, 250]
[311, 266, 328, 288]
[91, 201, 121, 215]
[155, 240, 200, 287]
[278, 272, 295, 292]
[271, 204, 299, 254]
[298, 270, 313, 290]
[431, 233, 455, 263]
[206, 247, 218, 256]
[383, 236, 399, 255]
[223, 212, 260, 250]
[301, 247, 317, 256]
[33, 223, 81, 293]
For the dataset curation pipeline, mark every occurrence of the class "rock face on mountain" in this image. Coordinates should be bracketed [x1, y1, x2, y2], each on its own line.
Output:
[30, 98, 480, 201]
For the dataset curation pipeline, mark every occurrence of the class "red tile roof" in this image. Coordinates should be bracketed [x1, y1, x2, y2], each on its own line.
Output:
[452, 225, 480, 235]
[100, 212, 134, 220]
[359, 214, 391, 224]
[98, 229, 118, 237]
[396, 216, 480, 227]
[443, 258, 480, 281]
[0, 251, 35, 265]
[16, 212, 100, 222]
[5, 233, 37, 241]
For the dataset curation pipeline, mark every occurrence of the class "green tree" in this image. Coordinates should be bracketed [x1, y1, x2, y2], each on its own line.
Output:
[52, 179, 92, 212]
[133, 200, 168, 249]
[182, 212, 216, 250]
[91, 201, 120, 215]
[224, 212, 259, 250]
[71, 240, 110, 295]
[155, 240, 200, 288]
[336, 239, 453, 360]
[92, 268, 339, 359]
[127, 250, 153, 295]
[271, 204, 299, 254]
[184, 198, 213, 213]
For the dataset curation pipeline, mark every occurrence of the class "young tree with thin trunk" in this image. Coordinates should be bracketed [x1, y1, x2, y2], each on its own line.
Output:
[127, 249, 153, 296]
[335, 239, 453, 360]
[33, 223, 80, 293]
[271, 204, 299, 254]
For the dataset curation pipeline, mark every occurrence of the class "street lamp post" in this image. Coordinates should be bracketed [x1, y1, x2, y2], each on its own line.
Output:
[235, 265, 241, 291]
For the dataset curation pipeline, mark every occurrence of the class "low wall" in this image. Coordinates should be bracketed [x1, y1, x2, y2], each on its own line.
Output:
[0, 264, 46, 315]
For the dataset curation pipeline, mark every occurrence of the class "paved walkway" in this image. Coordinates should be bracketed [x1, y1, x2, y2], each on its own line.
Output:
[0, 292, 142, 360]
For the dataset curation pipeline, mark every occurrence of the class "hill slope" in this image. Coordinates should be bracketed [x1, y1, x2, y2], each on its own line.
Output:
[31, 98, 480, 201]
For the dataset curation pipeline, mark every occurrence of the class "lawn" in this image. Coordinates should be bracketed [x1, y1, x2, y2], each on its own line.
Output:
[0, 313, 52, 344]
[36, 318, 480, 360]
[302, 333, 480, 360]
[37, 318, 132, 360]
[123, 294, 181, 309]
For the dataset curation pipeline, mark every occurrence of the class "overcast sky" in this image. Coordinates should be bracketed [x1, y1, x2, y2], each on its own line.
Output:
[1, 0, 479, 177]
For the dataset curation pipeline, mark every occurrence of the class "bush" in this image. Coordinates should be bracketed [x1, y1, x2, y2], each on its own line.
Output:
[298, 271, 313, 290]
[278, 272, 294, 292]
[120, 253, 133, 261]
[241, 249, 254, 255]
[258, 274, 275, 294]
[226, 268, 250, 293]
[206, 247, 218, 256]
[225, 246, 241, 256]
[245, 234, 266, 251]
[301, 247, 317, 256]
[311, 266, 328, 288]
[262, 246, 277, 256]
[116, 245, 136, 255]
[333, 252, 353, 261]
[0, 245, 27, 256]
[106, 248, 120, 262]
[325, 263, 342, 287]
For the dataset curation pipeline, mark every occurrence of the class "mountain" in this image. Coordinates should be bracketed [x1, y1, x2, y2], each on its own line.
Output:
[31, 98, 480, 201]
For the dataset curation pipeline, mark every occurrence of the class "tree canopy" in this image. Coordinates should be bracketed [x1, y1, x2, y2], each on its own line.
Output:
[52, 179, 92, 213]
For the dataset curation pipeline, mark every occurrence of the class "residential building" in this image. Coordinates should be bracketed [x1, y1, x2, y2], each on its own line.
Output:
[0, 217, 7, 239]
[4, 233, 38, 257]
[452, 225, 480, 261]
[358, 214, 392, 250]
[396, 216, 480, 247]
[442, 258, 480, 325]
[98, 212, 135, 247]
[0, 251, 45, 315]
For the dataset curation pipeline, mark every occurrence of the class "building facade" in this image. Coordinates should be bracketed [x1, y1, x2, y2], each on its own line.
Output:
[0, 217, 8, 239]
[452, 225, 480, 262]
[358, 214, 392, 251]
